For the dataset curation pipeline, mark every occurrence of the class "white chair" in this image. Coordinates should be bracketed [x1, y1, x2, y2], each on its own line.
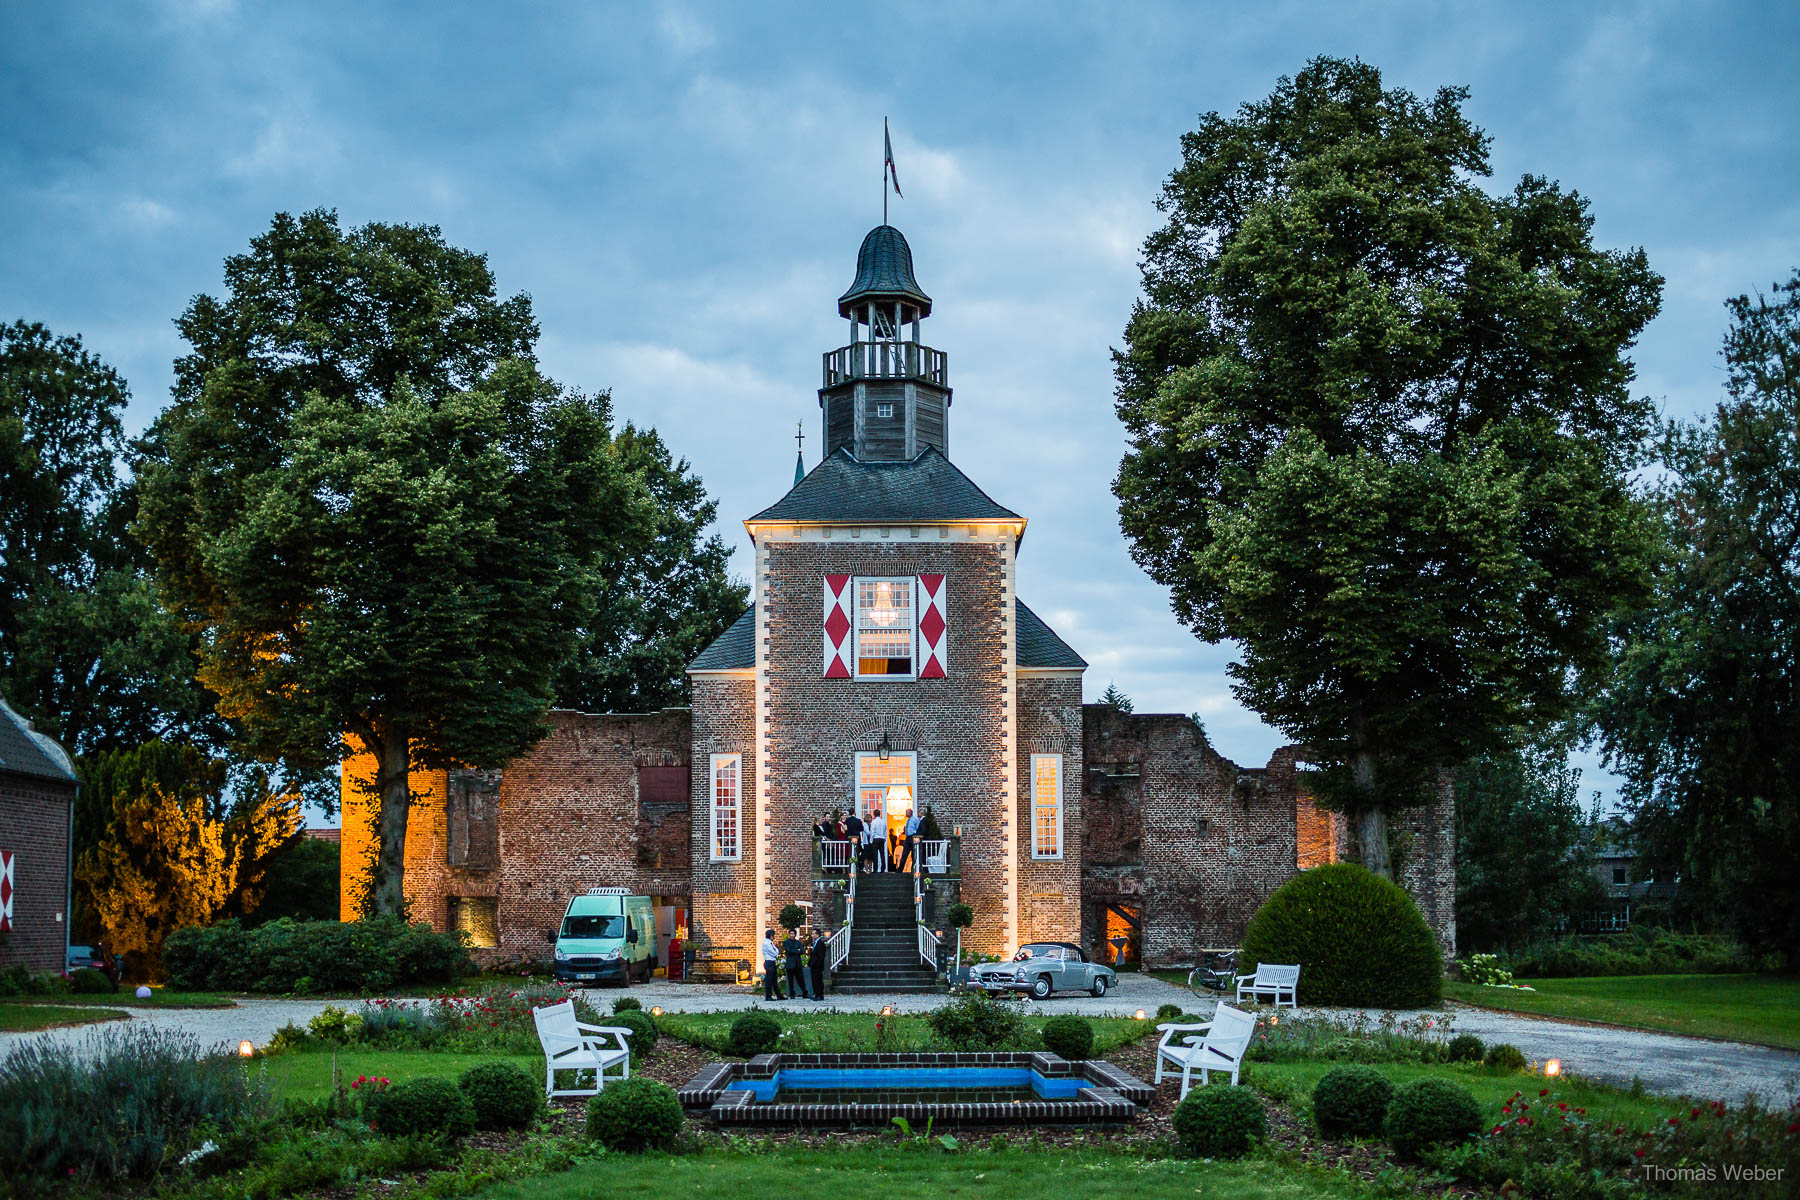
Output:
[1235, 962, 1301, 1009]
[1155, 1003, 1258, 1096]
[532, 999, 632, 1098]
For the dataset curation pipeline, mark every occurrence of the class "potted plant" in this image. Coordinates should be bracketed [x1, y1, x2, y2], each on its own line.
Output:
[944, 902, 975, 984]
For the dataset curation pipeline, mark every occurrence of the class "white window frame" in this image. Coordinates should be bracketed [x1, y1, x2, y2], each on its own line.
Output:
[1031, 753, 1063, 860]
[876, 402, 894, 418]
[710, 754, 742, 862]
[853, 576, 917, 680]
[855, 751, 918, 827]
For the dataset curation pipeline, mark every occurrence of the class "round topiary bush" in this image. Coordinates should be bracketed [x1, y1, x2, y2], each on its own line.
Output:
[727, 1012, 781, 1057]
[611, 1009, 658, 1057]
[585, 1077, 684, 1152]
[1040, 1015, 1094, 1060]
[364, 1076, 476, 1141]
[1238, 863, 1443, 1008]
[1483, 1042, 1526, 1072]
[1446, 1033, 1485, 1063]
[1156, 1003, 1184, 1021]
[458, 1061, 540, 1131]
[612, 996, 642, 1013]
[68, 967, 113, 995]
[1384, 1078, 1481, 1159]
[1171, 1086, 1267, 1158]
[1311, 1065, 1395, 1137]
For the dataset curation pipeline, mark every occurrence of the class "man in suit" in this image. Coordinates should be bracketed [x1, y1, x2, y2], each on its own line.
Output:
[844, 809, 867, 873]
[784, 927, 811, 999]
[808, 927, 829, 1000]
[761, 929, 782, 1000]
[897, 807, 920, 873]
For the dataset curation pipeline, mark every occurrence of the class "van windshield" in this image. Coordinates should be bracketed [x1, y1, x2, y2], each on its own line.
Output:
[561, 914, 624, 940]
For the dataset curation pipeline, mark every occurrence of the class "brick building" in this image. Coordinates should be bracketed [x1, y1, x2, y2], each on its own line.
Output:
[341, 225, 1455, 971]
[0, 696, 78, 974]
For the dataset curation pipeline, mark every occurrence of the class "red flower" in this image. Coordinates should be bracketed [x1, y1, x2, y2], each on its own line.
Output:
[1539, 1089, 1549, 1097]
[1491, 1126, 1504, 1136]
[1516, 1116, 1531, 1126]
[1668, 1117, 1681, 1126]
[1690, 1108, 1701, 1119]
[1634, 1149, 1646, 1159]
[1789, 1123, 1800, 1133]
[1502, 1106, 1513, 1115]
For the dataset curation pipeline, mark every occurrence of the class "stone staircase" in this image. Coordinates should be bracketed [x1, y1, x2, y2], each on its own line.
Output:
[830, 871, 939, 994]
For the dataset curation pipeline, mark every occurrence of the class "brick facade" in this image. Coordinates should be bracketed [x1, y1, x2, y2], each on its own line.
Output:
[689, 675, 757, 955]
[1017, 675, 1083, 947]
[0, 771, 75, 974]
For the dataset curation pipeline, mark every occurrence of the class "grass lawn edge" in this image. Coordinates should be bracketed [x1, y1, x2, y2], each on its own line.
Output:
[1443, 980, 1800, 1052]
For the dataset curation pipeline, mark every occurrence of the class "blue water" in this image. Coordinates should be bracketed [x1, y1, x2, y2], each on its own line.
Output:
[725, 1067, 1084, 1103]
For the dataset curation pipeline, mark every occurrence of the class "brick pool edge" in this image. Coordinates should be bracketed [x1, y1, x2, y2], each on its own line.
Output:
[677, 1051, 1154, 1126]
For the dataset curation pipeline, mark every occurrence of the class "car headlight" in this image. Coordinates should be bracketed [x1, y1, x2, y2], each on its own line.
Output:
[553, 948, 569, 962]
[1014, 967, 1026, 981]
[601, 949, 622, 961]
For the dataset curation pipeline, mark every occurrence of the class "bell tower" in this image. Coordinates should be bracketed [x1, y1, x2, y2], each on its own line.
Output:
[819, 225, 952, 461]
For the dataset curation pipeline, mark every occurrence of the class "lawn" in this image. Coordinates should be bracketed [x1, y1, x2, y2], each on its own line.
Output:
[0, 1003, 129, 1031]
[256, 1048, 542, 1100]
[655, 1009, 1154, 1054]
[1444, 973, 1800, 1049]
[464, 1145, 1378, 1200]
[0, 987, 238, 1009]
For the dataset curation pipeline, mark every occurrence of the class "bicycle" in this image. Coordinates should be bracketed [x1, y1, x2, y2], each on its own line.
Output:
[1187, 948, 1238, 999]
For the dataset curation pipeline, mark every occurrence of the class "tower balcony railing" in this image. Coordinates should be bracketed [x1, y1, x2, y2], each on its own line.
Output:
[811, 834, 961, 881]
[822, 340, 948, 389]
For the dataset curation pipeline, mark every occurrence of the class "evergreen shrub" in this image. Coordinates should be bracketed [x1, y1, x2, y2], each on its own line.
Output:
[1171, 1086, 1266, 1158]
[925, 989, 1027, 1050]
[1156, 1003, 1185, 1021]
[585, 1078, 684, 1152]
[1484, 1043, 1527, 1072]
[1239, 863, 1443, 1007]
[726, 1012, 781, 1057]
[1385, 1078, 1481, 1159]
[1312, 1065, 1395, 1137]
[612, 996, 642, 1013]
[363, 1076, 475, 1141]
[162, 916, 472, 993]
[68, 967, 113, 994]
[1040, 1015, 1094, 1060]
[1446, 1033, 1485, 1063]
[457, 1062, 540, 1131]
[611, 1009, 658, 1057]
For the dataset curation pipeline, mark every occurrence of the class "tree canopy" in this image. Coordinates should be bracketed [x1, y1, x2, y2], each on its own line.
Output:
[1595, 271, 1800, 962]
[1114, 57, 1662, 874]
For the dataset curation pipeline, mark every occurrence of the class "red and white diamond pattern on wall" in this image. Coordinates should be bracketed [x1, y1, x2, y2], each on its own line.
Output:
[823, 574, 853, 678]
[0, 850, 13, 933]
[917, 574, 947, 678]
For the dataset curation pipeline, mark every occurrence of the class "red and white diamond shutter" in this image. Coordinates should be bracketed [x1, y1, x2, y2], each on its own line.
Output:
[917, 574, 947, 678]
[0, 850, 13, 932]
[823, 574, 853, 678]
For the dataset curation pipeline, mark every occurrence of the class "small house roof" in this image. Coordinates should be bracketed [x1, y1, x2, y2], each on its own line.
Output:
[749, 447, 1020, 527]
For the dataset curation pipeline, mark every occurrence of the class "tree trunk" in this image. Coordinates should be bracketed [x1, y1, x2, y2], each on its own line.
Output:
[1349, 724, 1391, 879]
[372, 728, 412, 917]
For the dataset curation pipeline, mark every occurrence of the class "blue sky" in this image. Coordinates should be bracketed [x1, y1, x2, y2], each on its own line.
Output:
[3, 2, 1796, 806]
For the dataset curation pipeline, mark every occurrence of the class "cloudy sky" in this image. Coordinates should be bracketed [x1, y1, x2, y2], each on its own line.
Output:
[4, 1, 1796, 804]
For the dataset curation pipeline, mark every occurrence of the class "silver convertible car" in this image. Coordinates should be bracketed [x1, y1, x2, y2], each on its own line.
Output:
[969, 942, 1117, 999]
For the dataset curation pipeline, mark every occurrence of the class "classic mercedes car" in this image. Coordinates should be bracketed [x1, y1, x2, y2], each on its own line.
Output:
[969, 942, 1117, 999]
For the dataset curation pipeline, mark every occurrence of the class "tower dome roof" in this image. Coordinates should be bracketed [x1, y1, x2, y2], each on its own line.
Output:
[837, 225, 932, 318]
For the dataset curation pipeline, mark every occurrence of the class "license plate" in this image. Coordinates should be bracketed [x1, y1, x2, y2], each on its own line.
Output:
[577, 973, 597, 980]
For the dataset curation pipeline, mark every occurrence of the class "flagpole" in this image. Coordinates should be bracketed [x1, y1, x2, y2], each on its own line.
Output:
[883, 118, 888, 225]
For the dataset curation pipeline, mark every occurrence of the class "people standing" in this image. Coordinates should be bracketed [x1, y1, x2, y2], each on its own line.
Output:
[844, 809, 866, 873]
[865, 812, 887, 872]
[808, 927, 829, 1000]
[897, 807, 920, 873]
[761, 928, 782, 1000]
[784, 927, 811, 999]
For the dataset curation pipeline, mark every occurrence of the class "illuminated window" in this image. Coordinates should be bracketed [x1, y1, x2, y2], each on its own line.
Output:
[855, 577, 914, 677]
[1032, 754, 1062, 860]
[856, 753, 916, 826]
[710, 754, 741, 862]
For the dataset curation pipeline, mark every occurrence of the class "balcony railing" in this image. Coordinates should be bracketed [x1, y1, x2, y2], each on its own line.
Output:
[813, 835, 961, 881]
[822, 340, 947, 388]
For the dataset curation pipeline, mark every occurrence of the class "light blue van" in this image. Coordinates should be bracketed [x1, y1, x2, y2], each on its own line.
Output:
[550, 888, 656, 986]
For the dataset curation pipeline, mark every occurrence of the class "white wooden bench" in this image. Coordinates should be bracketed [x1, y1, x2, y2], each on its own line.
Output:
[532, 998, 633, 1098]
[1155, 1003, 1258, 1096]
[1235, 962, 1301, 1009]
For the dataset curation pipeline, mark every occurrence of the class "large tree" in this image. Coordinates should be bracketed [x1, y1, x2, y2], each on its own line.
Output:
[1595, 271, 1800, 962]
[552, 423, 747, 713]
[1114, 58, 1662, 875]
[136, 211, 651, 915]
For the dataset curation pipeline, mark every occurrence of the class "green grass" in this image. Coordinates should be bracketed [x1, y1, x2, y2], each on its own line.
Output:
[0, 1003, 129, 1031]
[0, 987, 238, 1009]
[654, 1010, 1155, 1055]
[257, 1048, 542, 1100]
[1445, 973, 1800, 1049]
[465, 1145, 1377, 1200]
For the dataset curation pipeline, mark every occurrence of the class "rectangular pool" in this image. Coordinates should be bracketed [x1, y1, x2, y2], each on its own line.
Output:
[727, 1066, 1087, 1104]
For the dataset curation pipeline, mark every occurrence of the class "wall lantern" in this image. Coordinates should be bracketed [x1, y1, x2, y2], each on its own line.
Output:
[877, 733, 892, 763]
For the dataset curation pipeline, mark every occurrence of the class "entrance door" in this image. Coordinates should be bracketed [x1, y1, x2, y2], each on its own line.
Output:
[855, 753, 916, 826]
[1098, 901, 1142, 968]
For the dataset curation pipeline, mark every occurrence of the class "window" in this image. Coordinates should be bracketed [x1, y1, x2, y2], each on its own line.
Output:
[856, 752, 915, 827]
[1032, 754, 1063, 859]
[710, 754, 741, 861]
[1612, 866, 1627, 886]
[855, 577, 914, 677]
[876, 402, 894, 418]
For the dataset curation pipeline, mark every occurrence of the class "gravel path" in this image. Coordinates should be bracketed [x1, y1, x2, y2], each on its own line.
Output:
[5, 975, 1794, 1105]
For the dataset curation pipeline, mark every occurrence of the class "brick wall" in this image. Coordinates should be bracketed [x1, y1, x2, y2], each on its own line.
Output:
[689, 675, 757, 954]
[0, 771, 75, 974]
[761, 540, 1012, 954]
[1017, 676, 1083, 947]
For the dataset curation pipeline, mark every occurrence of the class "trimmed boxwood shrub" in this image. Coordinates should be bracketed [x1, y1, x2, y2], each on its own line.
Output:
[457, 1062, 540, 1131]
[1311, 1066, 1394, 1137]
[1384, 1078, 1481, 1159]
[1238, 863, 1443, 1008]
[1171, 1086, 1266, 1158]
[1483, 1042, 1526, 1072]
[612, 996, 642, 1013]
[68, 967, 113, 994]
[611, 1009, 658, 1057]
[1040, 1015, 1094, 1060]
[585, 1078, 684, 1152]
[727, 1012, 781, 1057]
[1156, 1003, 1184, 1021]
[364, 1076, 475, 1141]
[1446, 1033, 1485, 1063]
[161, 916, 472, 993]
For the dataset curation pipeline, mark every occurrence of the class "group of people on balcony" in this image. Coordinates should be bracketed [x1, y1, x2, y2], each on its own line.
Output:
[813, 807, 920, 874]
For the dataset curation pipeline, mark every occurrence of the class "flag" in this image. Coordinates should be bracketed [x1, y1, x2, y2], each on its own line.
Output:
[884, 119, 903, 199]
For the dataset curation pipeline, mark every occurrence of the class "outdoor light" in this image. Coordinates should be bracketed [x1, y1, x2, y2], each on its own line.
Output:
[881, 1005, 894, 1016]
[1134, 1009, 1147, 1021]
[1545, 1059, 1562, 1077]
[886, 783, 913, 807]
[651, 1006, 663, 1018]
[877, 733, 892, 763]
[1269, 1014, 1279, 1026]
[237, 1040, 254, 1059]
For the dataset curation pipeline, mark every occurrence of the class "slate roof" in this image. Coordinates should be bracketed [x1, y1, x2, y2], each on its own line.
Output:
[0, 696, 77, 783]
[1017, 601, 1088, 669]
[688, 605, 756, 671]
[749, 448, 1021, 526]
[839, 225, 932, 318]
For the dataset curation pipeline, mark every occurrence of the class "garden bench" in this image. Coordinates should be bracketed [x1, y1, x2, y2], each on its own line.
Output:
[1154, 1003, 1257, 1097]
[1235, 962, 1300, 1008]
[531, 999, 633, 1098]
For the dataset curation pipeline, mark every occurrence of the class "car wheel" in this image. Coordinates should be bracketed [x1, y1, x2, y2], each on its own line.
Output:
[1031, 974, 1053, 1000]
[1091, 976, 1108, 998]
